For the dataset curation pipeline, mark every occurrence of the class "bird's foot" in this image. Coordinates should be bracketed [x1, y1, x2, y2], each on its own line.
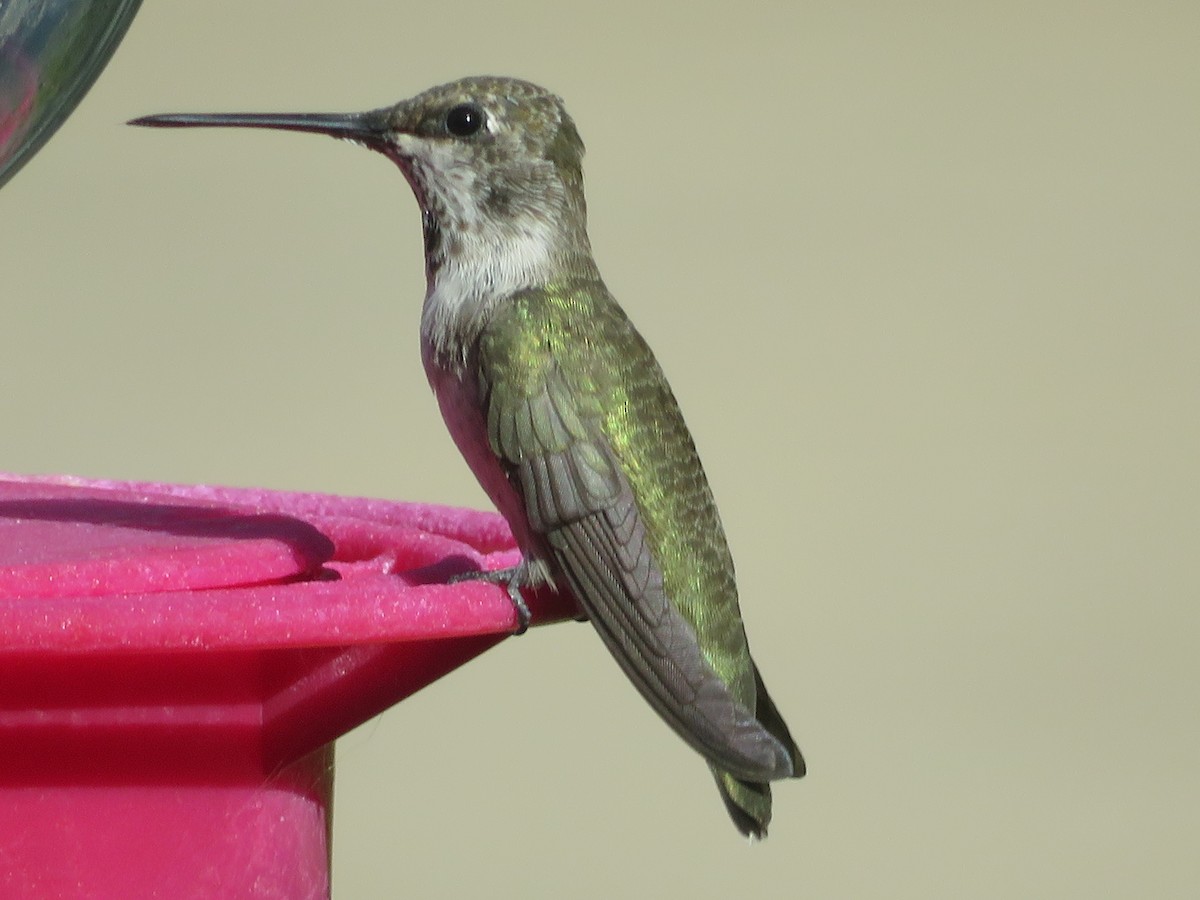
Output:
[449, 566, 531, 635]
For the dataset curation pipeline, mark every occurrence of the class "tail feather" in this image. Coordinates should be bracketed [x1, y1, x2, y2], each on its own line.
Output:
[713, 769, 774, 839]
[752, 663, 805, 777]
[712, 663, 804, 838]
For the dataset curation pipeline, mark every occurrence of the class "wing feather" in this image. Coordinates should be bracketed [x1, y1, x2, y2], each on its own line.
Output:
[486, 360, 793, 781]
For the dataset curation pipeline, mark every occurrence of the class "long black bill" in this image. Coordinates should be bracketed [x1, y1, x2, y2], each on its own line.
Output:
[127, 109, 390, 147]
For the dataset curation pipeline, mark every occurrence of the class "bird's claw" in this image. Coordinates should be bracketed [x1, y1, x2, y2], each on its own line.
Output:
[504, 579, 532, 635]
[449, 567, 531, 635]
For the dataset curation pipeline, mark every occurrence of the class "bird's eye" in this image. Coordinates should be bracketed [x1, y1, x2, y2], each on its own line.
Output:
[445, 103, 485, 137]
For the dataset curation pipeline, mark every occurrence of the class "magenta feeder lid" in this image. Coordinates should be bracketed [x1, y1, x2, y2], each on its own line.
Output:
[0, 473, 573, 897]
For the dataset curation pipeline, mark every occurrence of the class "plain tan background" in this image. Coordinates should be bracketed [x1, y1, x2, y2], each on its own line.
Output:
[4, 2, 1198, 897]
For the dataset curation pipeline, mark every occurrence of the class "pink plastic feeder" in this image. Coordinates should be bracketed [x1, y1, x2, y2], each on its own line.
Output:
[0, 474, 574, 898]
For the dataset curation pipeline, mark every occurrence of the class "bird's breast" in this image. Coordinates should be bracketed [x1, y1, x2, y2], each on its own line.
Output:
[420, 337, 548, 576]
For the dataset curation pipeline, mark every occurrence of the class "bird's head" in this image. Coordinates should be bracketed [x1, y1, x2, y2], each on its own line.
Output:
[132, 76, 596, 282]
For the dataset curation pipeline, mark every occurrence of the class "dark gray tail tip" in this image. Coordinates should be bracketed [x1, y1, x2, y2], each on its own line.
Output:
[721, 793, 770, 841]
[792, 750, 807, 779]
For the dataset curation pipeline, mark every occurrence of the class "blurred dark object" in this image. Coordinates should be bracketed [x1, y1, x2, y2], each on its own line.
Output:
[0, 0, 142, 190]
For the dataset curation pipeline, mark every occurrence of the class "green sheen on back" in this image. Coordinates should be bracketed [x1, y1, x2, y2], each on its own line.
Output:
[477, 279, 755, 705]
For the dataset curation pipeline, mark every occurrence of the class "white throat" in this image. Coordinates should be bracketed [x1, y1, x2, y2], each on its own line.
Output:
[419, 215, 559, 369]
[399, 135, 590, 370]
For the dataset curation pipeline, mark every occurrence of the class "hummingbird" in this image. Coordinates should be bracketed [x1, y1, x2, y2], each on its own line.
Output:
[130, 76, 804, 837]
